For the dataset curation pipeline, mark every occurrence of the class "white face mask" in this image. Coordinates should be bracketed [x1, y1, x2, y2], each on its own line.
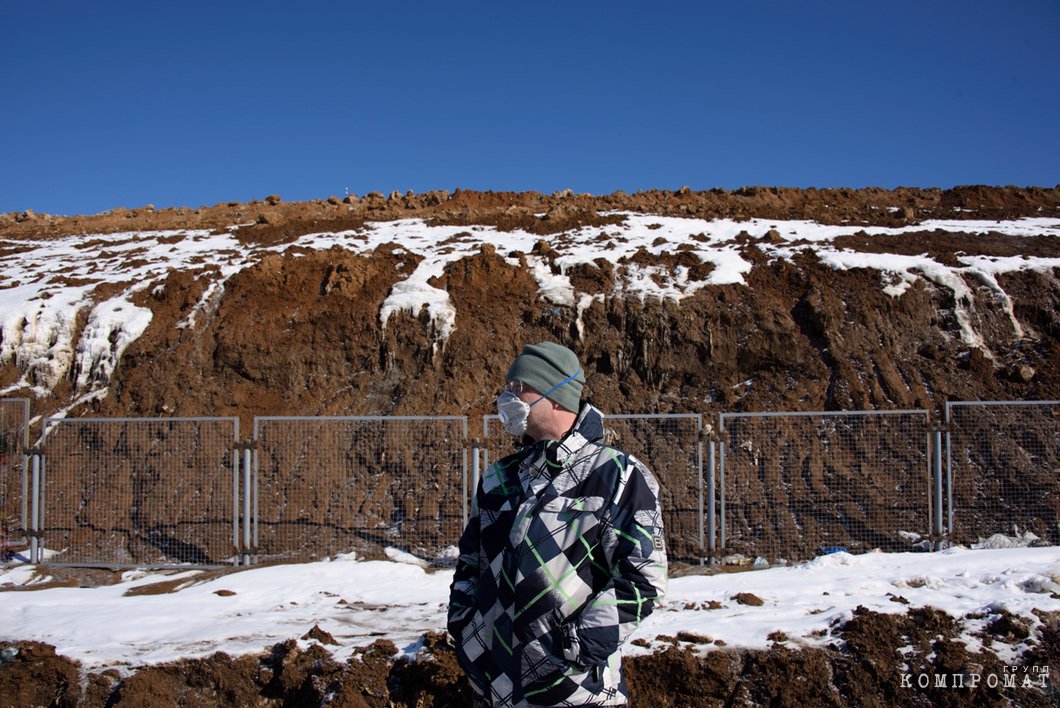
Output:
[496, 391, 544, 437]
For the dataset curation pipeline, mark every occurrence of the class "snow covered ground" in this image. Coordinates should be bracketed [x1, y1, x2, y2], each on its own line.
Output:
[2, 544, 1058, 672]
[2, 214, 1059, 407]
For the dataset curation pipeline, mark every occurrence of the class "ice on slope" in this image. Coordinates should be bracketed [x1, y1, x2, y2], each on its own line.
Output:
[0, 229, 249, 398]
[73, 295, 154, 390]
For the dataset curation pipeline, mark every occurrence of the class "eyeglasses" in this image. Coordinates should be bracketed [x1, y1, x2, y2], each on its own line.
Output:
[503, 380, 531, 395]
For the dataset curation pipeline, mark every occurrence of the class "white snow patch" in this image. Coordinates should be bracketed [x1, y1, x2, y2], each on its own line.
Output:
[383, 547, 430, 568]
[529, 256, 576, 307]
[0, 547, 1057, 671]
[73, 297, 153, 391]
[972, 531, 1041, 549]
[575, 294, 604, 339]
[0, 229, 250, 397]
[882, 271, 918, 298]
[964, 268, 1024, 338]
[0, 286, 90, 394]
[915, 263, 988, 353]
[177, 269, 240, 330]
[379, 275, 457, 345]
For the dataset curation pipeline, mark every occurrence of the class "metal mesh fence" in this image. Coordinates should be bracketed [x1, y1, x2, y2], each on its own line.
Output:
[483, 413, 704, 563]
[1, 399, 30, 548]
[39, 418, 239, 568]
[252, 416, 467, 564]
[481, 414, 516, 475]
[946, 401, 1059, 547]
[15, 402, 1057, 570]
[720, 410, 932, 563]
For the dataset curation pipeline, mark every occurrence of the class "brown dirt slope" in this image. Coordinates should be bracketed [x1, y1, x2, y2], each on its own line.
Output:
[80, 231, 1060, 426]
[3, 185, 1059, 240]
[2, 186, 1058, 429]
[2, 608, 1057, 706]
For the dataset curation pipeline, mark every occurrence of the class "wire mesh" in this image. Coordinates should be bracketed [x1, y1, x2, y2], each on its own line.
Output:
[253, 416, 468, 564]
[483, 413, 703, 563]
[39, 418, 239, 568]
[1, 399, 30, 549]
[720, 411, 932, 563]
[946, 401, 1059, 547]
[21, 403, 1056, 569]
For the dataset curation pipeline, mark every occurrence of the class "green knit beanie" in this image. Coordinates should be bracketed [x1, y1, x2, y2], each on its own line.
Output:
[506, 342, 585, 413]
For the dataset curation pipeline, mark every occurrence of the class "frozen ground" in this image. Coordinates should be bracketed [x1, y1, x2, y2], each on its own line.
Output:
[2, 543, 1058, 672]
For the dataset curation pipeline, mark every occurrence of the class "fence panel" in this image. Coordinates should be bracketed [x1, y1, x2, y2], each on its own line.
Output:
[40, 418, 239, 568]
[946, 401, 1059, 547]
[19, 403, 1057, 569]
[720, 410, 931, 563]
[1, 399, 30, 549]
[253, 416, 467, 564]
[483, 413, 703, 563]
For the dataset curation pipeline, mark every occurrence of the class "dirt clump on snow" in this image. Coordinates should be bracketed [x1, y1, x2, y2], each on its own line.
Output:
[3, 608, 1057, 706]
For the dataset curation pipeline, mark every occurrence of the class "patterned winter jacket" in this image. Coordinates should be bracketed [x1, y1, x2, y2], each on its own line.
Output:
[448, 403, 668, 707]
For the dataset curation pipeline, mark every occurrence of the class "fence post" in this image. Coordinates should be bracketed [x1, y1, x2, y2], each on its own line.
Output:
[466, 439, 482, 529]
[21, 452, 29, 544]
[242, 442, 253, 566]
[28, 449, 41, 564]
[925, 428, 935, 547]
[232, 440, 255, 566]
[718, 425, 727, 552]
[695, 430, 704, 564]
[943, 420, 953, 546]
[705, 431, 716, 564]
[232, 442, 240, 566]
[932, 427, 945, 549]
[253, 440, 259, 564]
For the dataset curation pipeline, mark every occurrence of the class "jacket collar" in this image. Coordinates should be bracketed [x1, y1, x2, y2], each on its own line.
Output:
[570, 401, 604, 443]
[519, 401, 604, 473]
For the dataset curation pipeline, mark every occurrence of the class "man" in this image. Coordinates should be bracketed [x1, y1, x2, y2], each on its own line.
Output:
[449, 342, 667, 707]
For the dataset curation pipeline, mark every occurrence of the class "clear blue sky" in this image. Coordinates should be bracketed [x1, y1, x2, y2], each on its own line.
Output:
[3, 1, 1058, 216]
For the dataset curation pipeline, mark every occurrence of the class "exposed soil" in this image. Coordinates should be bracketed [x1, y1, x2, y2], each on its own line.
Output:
[4, 185, 1059, 241]
[830, 230, 1060, 265]
[1, 607, 1056, 707]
